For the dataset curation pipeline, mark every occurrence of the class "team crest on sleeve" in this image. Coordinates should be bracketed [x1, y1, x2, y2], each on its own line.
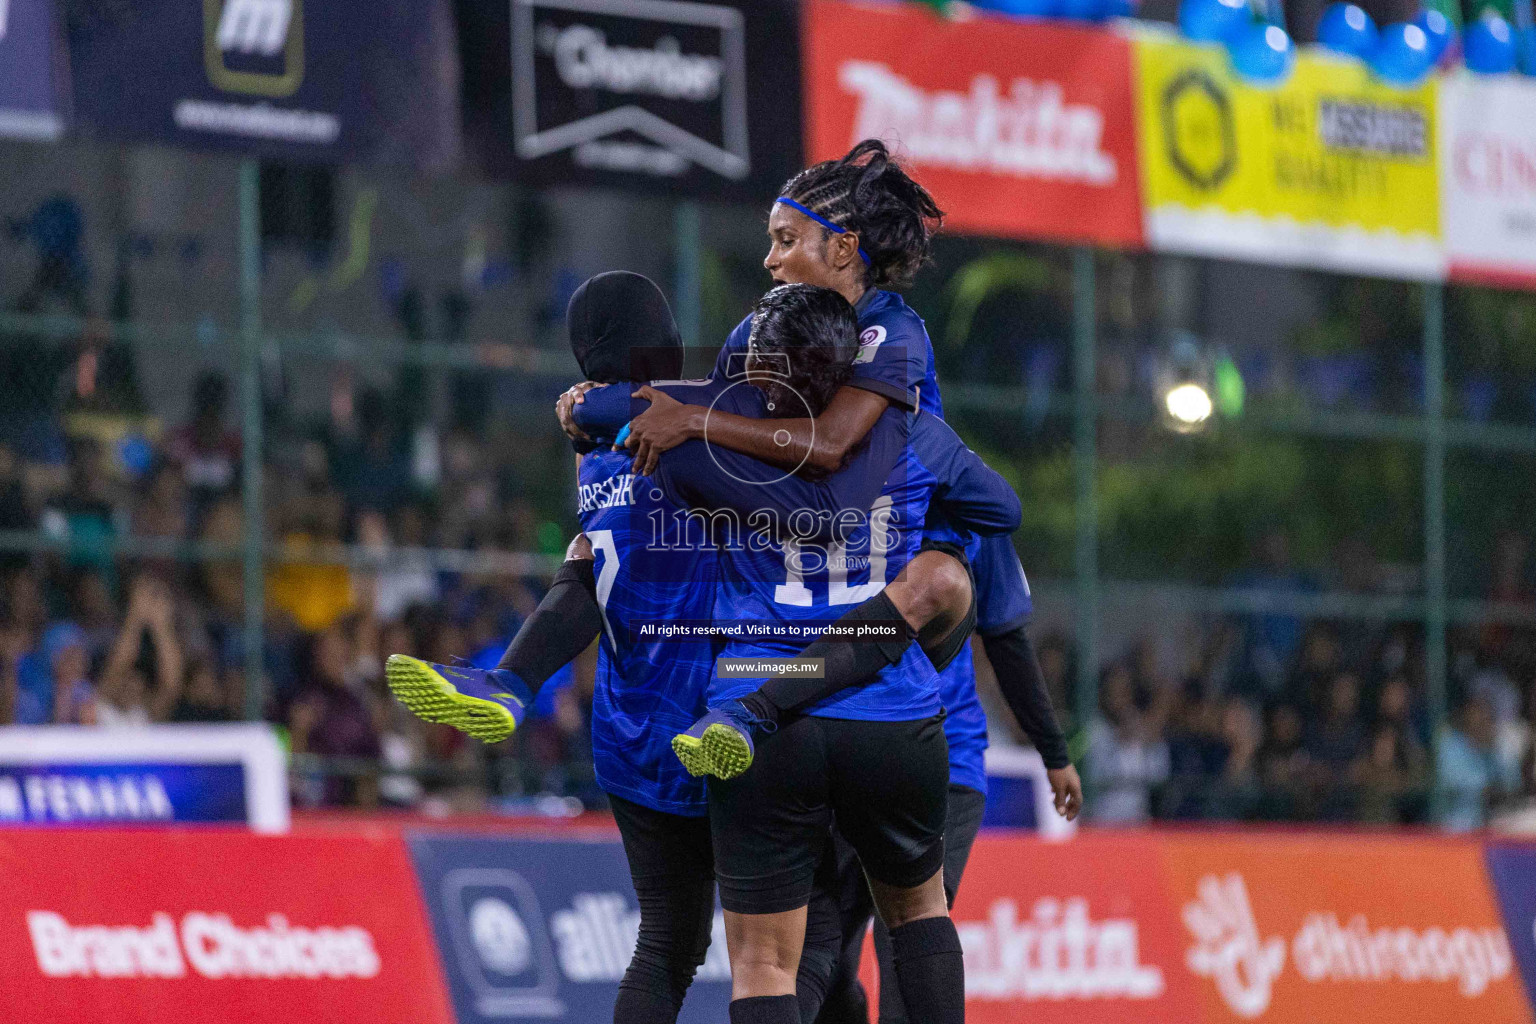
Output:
[854, 325, 887, 365]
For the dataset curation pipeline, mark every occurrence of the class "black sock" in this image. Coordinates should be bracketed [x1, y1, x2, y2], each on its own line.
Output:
[496, 558, 602, 693]
[740, 591, 914, 725]
[613, 985, 680, 1024]
[729, 994, 800, 1024]
[889, 917, 964, 1024]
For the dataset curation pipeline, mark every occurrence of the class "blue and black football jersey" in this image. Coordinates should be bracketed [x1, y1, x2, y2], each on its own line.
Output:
[649, 389, 1019, 723]
[708, 291, 1035, 780]
[574, 378, 730, 817]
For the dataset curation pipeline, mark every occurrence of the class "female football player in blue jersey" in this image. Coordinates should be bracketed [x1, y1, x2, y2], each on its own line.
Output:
[389, 273, 852, 1024]
[560, 139, 1082, 1024]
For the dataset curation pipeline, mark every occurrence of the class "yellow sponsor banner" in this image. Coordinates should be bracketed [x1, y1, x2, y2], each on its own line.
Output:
[1133, 30, 1443, 278]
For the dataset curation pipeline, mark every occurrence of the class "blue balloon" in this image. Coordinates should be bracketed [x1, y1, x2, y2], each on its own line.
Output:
[1521, 26, 1536, 76]
[1372, 22, 1434, 84]
[1413, 8, 1456, 62]
[1102, 0, 1137, 16]
[1317, 3, 1379, 57]
[974, 0, 1063, 15]
[1465, 13, 1517, 73]
[1227, 22, 1295, 82]
[1179, 0, 1252, 42]
[1058, 0, 1109, 20]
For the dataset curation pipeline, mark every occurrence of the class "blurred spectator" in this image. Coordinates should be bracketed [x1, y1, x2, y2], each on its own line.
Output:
[328, 390, 410, 516]
[167, 371, 240, 510]
[1231, 528, 1314, 696]
[1257, 703, 1309, 819]
[169, 653, 233, 723]
[45, 623, 94, 725]
[96, 576, 183, 727]
[1437, 695, 1519, 831]
[1480, 530, 1532, 661]
[1306, 671, 1366, 771]
[355, 509, 438, 622]
[289, 623, 382, 806]
[1353, 724, 1425, 825]
[268, 481, 355, 633]
[1085, 662, 1170, 824]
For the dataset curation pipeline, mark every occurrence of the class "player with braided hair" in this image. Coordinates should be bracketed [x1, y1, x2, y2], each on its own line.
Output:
[776, 138, 944, 293]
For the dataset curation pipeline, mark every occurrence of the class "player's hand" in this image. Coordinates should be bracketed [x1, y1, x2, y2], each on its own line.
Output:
[556, 382, 603, 442]
[1046, 764, 1083, 821]
[565, 533, 594, 561]
[625, 386, 698, 476]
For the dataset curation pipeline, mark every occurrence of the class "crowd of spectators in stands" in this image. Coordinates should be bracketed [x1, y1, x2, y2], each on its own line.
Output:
[1, 344, 1534, 830]
[1063, 531, 1536, 831]
[0, 355, 594, 815]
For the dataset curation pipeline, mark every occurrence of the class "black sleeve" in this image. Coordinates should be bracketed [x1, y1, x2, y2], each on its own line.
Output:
[496, 559, 602, 688]
[980, 624, 1071, 770]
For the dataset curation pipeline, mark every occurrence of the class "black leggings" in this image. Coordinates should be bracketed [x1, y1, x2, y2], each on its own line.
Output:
[813, 783, 988, 1024]
[609, 794, 845, 1024]
[610, 795, 716, 1021]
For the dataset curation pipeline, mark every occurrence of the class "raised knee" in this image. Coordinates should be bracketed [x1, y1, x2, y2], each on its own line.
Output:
[903, 551, 971, 630]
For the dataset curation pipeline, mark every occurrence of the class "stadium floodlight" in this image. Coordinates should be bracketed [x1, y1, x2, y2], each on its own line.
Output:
[1164, 382, 1213, 429]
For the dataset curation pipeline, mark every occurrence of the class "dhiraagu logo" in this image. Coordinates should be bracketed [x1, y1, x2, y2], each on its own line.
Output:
[203, 0, 303, 97]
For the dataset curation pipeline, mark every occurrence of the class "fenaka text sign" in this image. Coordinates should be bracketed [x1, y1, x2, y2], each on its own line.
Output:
[805, 0, 1143, 247]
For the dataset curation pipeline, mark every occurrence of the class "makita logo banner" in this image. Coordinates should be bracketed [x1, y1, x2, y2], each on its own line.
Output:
[960, 896, 1166, 1000]
[496, 0, 801, 198]
[0, 830, 453, 1022]
[949, 834, 1202, 1023]
[804, 1, 1143, 247]
[409, 834, 731, 1023]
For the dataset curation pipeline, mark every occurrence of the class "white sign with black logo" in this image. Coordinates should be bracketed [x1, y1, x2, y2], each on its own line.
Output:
[506, 0, 800, 198]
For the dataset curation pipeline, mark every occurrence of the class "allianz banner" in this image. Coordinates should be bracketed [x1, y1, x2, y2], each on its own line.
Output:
[66, 0, 459, 165]
[1133, 28, 1443, 280]
[464, 0, 802, 199]
[804, 0, 1143, 248]
[0, 0, 66, 140]
[408, 833, 733, 1023]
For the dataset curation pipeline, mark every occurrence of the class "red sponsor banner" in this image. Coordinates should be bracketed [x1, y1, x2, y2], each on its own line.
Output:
[0, 828, 453, 1024]
[803, 0, 1144, 247]
[1159, 834, 1533, 1024]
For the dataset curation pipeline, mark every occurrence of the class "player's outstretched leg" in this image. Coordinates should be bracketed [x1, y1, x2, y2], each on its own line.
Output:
[671, 699, 774, 779]
[385, 654, 533, 744]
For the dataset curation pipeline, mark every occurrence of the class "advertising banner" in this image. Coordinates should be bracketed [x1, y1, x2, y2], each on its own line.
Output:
[0, 724, 288, 832]
[484, 0, 802, 200]
[66, 0, 454, 163]
[1440, 76, 1536, 289]
[0, 0, 65, 140]
[1134, 30, 1443, 279]
[408, 833, 732, 1023]
[952, 833, 1199, 1023]
[1158, 834, 1531, 1024]
[804, 0, 1143, 247]
[1487, 844, 1536, 1009]
[0, 829, 453, 1023]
